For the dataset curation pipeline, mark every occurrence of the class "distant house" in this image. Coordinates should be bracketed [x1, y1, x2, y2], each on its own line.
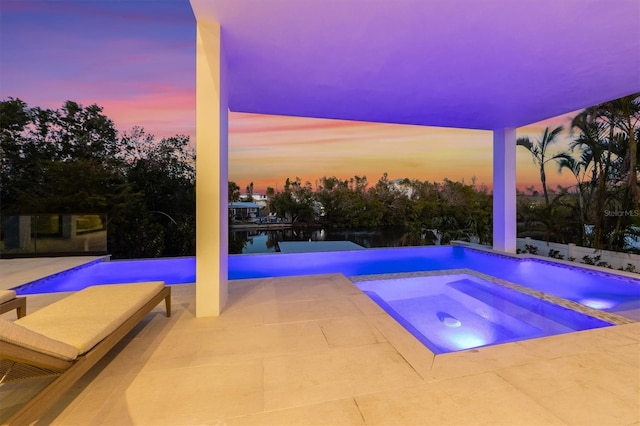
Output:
[389, 178, 415, 198]
[229, 202, 261, 220]
[240, 193, 269, 209]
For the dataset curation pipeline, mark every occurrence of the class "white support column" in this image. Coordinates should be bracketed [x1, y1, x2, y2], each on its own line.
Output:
[493, 128, 517, 253]
[195, 21, 228, 317]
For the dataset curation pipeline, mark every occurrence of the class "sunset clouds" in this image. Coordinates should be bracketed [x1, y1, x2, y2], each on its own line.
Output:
[229, 113, 493, 191]
[0, 0, 195, 138]
[1, 0, 577, 195]
[229, 112, 577, 193]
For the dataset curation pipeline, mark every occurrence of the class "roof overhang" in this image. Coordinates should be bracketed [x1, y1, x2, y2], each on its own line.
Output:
[190, 0, 640, 130]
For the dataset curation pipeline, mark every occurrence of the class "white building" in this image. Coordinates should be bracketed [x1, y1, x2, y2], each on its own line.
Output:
[388, 178, 415, 199]
[239, 193, 269, 209]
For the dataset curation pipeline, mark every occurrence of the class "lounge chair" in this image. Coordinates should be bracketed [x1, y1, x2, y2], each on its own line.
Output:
[0, 282, 171, 426]
[0, 290, 26, 319]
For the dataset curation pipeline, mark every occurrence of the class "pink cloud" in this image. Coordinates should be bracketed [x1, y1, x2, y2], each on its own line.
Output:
[98, 89, 195, 140]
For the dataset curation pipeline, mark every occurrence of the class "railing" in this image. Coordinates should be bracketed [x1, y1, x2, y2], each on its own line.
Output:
[0, 214, 108, 258]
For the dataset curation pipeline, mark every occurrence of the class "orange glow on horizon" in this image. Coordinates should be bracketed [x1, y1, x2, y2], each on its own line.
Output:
[228, 112, 578, 194]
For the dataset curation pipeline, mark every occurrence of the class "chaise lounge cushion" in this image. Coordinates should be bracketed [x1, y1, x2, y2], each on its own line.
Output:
[0, 289, 17, 304]
[0, 318, 79, 361]
[15, 282, 165, 355]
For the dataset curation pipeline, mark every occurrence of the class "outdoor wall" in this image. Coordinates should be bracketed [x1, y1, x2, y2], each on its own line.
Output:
[517, 237, 640, 272]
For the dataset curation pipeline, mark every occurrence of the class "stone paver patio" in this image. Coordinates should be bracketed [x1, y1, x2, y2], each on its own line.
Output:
[1, 261, 638, 425]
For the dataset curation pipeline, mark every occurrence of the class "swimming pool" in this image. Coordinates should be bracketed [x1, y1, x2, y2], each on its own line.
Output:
[355, 273, 612, 353]
[13, 246, 640, 318]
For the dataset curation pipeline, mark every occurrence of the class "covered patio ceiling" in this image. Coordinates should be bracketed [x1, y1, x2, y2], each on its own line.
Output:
[190, 0, 639, 130]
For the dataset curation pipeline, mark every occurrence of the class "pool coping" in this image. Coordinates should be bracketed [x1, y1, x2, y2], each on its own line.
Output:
[347, 270, 637, 380]
[11, 256, 110, 293]
[454, 241, 640, 282]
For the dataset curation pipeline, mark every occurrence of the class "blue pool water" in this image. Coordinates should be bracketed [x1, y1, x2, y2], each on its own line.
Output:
[13, 246, 640, 316]
[356, 274, 612, 354]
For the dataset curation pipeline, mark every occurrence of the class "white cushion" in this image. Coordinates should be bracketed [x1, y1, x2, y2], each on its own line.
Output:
[0, 317, 78, 361]
[16, 282, 165, 355]
[0, 290, 17, 304]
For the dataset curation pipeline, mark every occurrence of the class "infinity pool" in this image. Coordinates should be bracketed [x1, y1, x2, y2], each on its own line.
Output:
[356, 273, 612, 353]
[13, 246, 640, 318]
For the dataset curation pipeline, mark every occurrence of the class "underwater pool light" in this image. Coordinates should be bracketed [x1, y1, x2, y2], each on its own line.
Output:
[437, 311, 462, 328]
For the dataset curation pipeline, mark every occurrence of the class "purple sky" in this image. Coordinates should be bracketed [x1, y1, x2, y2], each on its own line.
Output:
[0, 0, 196, 139]
[1, 1, 578, 192]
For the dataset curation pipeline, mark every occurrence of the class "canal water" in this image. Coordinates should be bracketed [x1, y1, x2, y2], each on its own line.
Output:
[230, 227, 437, 254]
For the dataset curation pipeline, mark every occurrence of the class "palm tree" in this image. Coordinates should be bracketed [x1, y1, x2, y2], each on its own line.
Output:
[570, 109, 615, 249]
[575, 94, 640, 250]
[556, 152, 594, 245]
[517, 126, 565, 206]
[228, 181, 240, 202]
[608, 95, 640, 210]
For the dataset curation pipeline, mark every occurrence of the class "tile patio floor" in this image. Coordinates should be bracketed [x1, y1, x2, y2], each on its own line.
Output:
[0, 264, 639, 425]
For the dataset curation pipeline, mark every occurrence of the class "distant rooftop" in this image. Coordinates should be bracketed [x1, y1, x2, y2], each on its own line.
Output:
[229, 202, 260, 208]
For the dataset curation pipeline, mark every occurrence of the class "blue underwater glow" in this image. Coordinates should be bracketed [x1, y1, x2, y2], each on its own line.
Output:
[14, 246, 640, 317]
[357, 275, 613, 354]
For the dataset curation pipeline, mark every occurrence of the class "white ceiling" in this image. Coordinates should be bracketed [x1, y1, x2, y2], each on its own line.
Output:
[190, 0, 640, 130]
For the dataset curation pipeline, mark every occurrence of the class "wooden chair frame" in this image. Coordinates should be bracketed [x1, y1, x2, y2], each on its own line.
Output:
[1, 286, 171, 426]
[0, 295, 26, 319]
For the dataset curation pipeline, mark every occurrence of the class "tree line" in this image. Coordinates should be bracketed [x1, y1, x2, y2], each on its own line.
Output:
[517, 93, 640, 252]
[233, 174, 493, 246]
[235, 93, 640, 253]
[1, 98, 195, 258]
[2, 93, 638, 259]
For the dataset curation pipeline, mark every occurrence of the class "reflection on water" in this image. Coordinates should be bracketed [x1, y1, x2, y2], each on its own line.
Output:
[229, 227, 437, 254]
